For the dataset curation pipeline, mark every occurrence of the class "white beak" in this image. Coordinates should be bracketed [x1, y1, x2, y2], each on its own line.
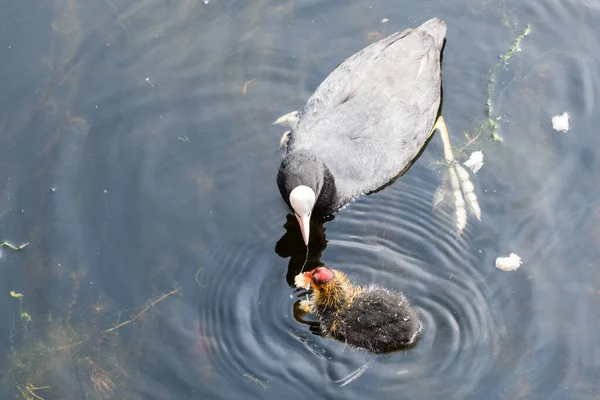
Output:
[289, 185, 316, 246]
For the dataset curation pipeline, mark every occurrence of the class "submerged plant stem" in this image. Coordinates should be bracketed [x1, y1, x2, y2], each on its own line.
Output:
[55, 288, 180, 351]
[103, 288, 179, 334]
[243, 373, 267, 390]
[1, 241, 30, 251]
[487, 25, 531, 142]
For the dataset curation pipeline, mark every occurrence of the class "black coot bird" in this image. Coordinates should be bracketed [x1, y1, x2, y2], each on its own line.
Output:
[276, 18, 460, 245]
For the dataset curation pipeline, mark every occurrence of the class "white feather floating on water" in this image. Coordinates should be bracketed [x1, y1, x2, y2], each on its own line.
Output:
[551, 112, 570, 132]
[495, 253, 522, 271]
[463, 151, 484, 174]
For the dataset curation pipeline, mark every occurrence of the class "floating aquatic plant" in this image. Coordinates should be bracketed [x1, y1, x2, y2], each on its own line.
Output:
[487, 25, 532, 141]
[10, 291, 32, 324]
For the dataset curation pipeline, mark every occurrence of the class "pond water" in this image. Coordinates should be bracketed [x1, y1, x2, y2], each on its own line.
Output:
[1, 0, 599, 399]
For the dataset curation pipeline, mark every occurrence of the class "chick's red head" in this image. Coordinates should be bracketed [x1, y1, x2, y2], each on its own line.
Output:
[309, 266, 335, 285]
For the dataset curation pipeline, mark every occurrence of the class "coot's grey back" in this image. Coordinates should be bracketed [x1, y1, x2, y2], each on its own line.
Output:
[287, 18, 446, 204]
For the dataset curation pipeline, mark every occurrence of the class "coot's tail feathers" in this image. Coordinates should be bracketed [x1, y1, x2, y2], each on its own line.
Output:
[380, 18, 446, 53]
[417, 17, 447, 50]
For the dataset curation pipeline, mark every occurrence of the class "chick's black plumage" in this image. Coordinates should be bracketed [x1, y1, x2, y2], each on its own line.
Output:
[296, 267, 421, 353]
[330, 286, 421, 353]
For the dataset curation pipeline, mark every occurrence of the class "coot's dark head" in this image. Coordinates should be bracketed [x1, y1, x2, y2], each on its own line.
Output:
[277, 150, 328, 245]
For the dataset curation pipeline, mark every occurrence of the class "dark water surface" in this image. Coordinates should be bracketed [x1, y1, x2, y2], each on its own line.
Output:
[1, 0, 600, 399]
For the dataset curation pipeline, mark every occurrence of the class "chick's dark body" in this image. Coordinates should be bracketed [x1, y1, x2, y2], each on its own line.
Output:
[301, 267, 421, 353]
[315, 285, 421, 353]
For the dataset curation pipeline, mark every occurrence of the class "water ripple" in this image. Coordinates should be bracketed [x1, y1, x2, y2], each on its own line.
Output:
[6, 0, 600, 398]
[301, 171, 502, 397]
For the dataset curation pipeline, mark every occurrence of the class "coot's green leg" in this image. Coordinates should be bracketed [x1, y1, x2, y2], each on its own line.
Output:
[432, 116, 481, 233]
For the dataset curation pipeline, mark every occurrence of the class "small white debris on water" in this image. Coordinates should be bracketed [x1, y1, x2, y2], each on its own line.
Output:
[495, 253, 522, 271]
[552, 112, 569, 132]
[203, 0, 209, 4]
[463, 151, 484, 174]
[294, 273, 311, 290]
[380, 18, 389, 24]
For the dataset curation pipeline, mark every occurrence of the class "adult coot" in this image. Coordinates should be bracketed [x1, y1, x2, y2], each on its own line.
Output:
[276, 18, 478, 244]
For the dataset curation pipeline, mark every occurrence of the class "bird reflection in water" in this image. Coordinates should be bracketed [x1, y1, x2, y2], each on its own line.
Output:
[275, 213, 332, 337]
[274, 213, 332, 287]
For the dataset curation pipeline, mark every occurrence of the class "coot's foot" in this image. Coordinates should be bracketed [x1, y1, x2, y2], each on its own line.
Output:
[273, 111, 299, 148]
[279, 130, 290, 149]
[432, 116, 482, 234]
[272, 110, 299, 127]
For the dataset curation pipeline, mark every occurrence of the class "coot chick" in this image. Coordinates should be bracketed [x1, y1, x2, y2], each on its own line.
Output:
[276, 18, 454, 245]
[295, 266, 421, 353]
